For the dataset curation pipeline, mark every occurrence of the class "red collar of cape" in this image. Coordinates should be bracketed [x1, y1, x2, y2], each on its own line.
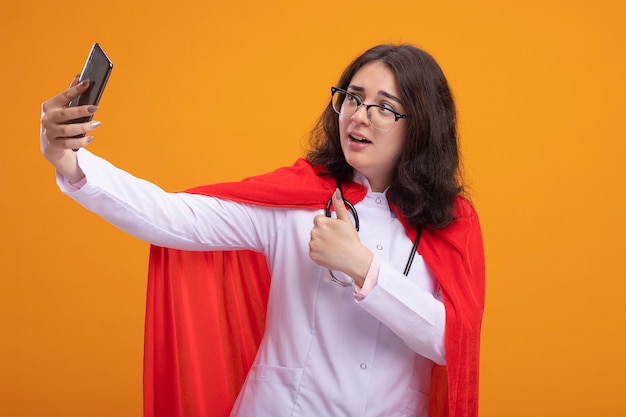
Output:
[143, 158, 485, 417]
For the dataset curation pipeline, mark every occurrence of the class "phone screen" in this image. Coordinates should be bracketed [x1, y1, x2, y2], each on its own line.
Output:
[68, 43, 113, 125]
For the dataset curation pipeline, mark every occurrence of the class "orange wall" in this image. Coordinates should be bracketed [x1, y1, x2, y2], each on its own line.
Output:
[2, 1, 625, 416]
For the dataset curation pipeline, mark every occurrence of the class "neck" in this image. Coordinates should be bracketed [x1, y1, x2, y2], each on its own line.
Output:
[352, 170, 390, 193]
[367, 177, 391, 193]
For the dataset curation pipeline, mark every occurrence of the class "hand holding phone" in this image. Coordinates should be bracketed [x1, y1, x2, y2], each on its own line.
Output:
[68, 43, 113, 127]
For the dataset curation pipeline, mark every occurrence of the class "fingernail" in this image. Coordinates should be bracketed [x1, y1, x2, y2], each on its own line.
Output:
[335, 188, 342, 200]
[80, 80, 90, 87]
[90, 121, 101, 128]
[87, 105, 98, 113]
[86, 136, 95, 143]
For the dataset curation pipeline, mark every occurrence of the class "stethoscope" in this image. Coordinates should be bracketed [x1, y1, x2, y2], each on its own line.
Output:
[324, 183, 423, 287]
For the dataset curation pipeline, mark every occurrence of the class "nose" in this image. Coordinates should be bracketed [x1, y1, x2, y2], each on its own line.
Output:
[351, 104, 371, 126]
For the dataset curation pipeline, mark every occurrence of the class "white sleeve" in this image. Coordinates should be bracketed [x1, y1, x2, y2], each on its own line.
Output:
[56, 149, 274, 252]
[356, 258, 447, 365]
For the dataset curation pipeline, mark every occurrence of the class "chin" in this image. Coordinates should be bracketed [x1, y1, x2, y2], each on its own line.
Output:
[343, 156, 369, 178]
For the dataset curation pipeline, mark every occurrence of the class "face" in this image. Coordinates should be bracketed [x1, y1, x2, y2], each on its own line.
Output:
[339, 61, 407, 192]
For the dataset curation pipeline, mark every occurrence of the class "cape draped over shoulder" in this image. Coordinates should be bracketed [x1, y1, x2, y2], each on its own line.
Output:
[143, 158, 485, 417]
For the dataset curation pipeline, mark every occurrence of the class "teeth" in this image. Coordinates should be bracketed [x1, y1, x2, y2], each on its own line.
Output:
[351, 135, 370, 143]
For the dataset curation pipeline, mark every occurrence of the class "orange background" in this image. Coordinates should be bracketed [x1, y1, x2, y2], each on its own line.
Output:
[1, 1, 625, 416]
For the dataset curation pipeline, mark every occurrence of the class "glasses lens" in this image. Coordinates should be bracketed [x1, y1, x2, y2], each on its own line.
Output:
[332, 90, 356, 117]
[368, 106, 397, 131]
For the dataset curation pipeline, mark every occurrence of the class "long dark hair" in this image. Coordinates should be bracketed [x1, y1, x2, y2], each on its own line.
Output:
[306, 44, 463, 229]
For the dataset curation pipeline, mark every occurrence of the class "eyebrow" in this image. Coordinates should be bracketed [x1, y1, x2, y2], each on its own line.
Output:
[347, 85, 403, 104]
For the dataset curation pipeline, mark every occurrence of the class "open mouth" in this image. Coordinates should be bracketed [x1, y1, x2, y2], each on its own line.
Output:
[350, 135, 371, 144]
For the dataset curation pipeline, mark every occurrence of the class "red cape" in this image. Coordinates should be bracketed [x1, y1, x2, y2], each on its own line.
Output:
[143, 159, 485, 417]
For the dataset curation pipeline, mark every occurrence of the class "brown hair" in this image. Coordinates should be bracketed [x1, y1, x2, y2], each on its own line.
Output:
[307, 44, 463, 229]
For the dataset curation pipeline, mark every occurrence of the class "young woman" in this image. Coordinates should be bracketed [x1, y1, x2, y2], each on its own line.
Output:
[41, 44, 485, 417]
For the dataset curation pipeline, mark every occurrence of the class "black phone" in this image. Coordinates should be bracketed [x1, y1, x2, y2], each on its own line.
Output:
[68, 43, 113, 126]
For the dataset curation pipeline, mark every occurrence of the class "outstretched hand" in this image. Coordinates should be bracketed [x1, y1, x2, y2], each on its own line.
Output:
[309, 189, 373, 287]
[40, 76, 101, 182]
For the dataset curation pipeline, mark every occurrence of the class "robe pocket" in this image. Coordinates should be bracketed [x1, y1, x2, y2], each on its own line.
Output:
[403, 388, 429, 417]
[233, 365, 304, 417]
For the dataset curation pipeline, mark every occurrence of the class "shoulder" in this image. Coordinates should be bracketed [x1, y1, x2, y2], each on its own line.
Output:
[452, 195, 479, 221]
[426, 195, 482, 247]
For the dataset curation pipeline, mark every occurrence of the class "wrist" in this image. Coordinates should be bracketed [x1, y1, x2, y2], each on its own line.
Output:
[50, 150, 85, 184]
[348, 247, 373, 288]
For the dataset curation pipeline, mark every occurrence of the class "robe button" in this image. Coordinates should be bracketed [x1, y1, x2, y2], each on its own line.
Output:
[375, 198, 382, 204]
[376, 245, 383, 251]
[360, 363, 367, 370]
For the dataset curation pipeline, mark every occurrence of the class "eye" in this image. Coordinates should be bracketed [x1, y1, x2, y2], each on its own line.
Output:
[383, 102, 397, 112]
[376, 103, 396, 115]
[345, 94, 358, 103]
[349, 93, 364, 105]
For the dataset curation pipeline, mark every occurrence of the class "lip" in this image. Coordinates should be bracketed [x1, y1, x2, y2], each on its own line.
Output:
[346, 130, 372, 147]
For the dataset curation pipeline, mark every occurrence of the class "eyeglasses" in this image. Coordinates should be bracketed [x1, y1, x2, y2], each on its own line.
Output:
[330, 86, 408, 132]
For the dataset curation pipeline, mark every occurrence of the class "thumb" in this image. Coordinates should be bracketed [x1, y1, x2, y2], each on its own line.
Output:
[333, 188, 351, 223]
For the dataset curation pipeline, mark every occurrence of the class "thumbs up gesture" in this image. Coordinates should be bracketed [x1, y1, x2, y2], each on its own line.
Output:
[309, 189, 373, 287]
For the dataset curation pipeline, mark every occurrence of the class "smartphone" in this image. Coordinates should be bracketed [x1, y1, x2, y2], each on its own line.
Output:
[67, 43, 113, 127]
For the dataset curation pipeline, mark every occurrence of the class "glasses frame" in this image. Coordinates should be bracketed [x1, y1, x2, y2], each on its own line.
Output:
[330, 86, 408, 131]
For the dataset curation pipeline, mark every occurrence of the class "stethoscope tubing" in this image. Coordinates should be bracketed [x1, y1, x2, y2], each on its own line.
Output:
[323, 183, 422, 286]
